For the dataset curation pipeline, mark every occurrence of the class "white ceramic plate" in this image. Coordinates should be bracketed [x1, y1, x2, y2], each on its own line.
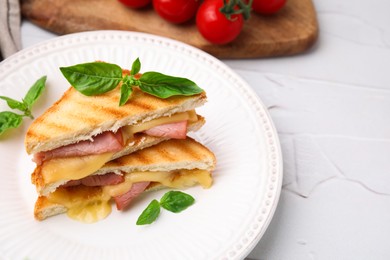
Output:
[0, 31, 282, 260]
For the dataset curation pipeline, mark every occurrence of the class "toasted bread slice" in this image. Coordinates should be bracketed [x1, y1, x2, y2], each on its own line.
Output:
[96, 136, 216, 175]
[25, 85, 206, 155]
[34, 137, 216, 221]
[32, 117, 206, 196]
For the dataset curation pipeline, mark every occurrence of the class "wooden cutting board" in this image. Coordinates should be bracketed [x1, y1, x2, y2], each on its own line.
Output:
[21, 0, 318, 59]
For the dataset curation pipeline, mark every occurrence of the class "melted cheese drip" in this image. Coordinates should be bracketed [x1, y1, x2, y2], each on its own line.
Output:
[67, 200, 111, 223]
[41, 152, 114, 183]
[47, 169, 212, 223]
[47, 186, 111, 223]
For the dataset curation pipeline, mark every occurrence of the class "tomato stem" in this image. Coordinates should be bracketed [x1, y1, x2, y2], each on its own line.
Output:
[220, 0, 252, 21]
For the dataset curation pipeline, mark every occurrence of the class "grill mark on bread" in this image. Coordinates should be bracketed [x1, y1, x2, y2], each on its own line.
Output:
[69, 98, 122, 121]
[172, 139, 203, 160]
[127, 99, 155, 111]
[98, 106, 130, 119]
[115, 151, 152, 166]
[87, 91, 119, 106]
[44, 120, 74, 132]
[63, 106, 101, 125]
[131, 151, 153, 164]
[26, 130, 45, 142]
[158, 148, 176, 162]
[28, 121, 74, 141]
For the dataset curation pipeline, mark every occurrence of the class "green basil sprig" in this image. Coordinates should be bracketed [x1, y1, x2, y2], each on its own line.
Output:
[0, 111, 23, 135]
[136, 191, 195, 225]
[160, 190, 195, 213]
[136, 199, 161, 225]
[59, 58, 204, 106]
[60, 62, 123, 96]
[0, 76, 46, 136]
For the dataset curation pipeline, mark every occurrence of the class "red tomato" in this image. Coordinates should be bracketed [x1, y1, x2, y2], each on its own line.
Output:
[118, 0, 151, 8]
[196, 0, 244, 45]
[153, 0, 200, 24]
[251, 0, 287, 15]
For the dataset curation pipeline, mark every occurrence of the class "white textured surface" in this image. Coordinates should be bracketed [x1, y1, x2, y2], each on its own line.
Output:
[226, 0, 390, 259]
[0, 31, 281, 260]
[15, 0, 390, 258]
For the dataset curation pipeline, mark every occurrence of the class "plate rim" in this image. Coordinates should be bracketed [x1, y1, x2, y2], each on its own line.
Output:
[0, 30, 283, 260]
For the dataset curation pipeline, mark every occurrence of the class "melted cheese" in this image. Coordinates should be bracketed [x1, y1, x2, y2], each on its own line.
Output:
[41, 110, 198, 183]
[41, 152, 114, 183]
[67, 200, 111, 223]
[103, 169, 212, 197]
[122, 110, 198, 138]
[47, 169, 212, 223]
[47, 186, 111, 223]
[42, 110, 199, 185]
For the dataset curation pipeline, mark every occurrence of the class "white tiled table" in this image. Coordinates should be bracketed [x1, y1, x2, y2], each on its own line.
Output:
[20, 0, 390, 258]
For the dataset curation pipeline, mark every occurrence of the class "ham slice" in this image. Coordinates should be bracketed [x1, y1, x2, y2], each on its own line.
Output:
[62, 175, 149, 211]
[114, 181, 150, 210]
[33, 130, 124, 165]
[33, 119, 189, 165]
[62, 173, 124, 187]
[143, 120, 187, 139]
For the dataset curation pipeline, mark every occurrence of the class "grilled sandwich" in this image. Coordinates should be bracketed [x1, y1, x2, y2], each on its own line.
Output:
[26, 84, 207, 196]
[34, 137, 216, 222]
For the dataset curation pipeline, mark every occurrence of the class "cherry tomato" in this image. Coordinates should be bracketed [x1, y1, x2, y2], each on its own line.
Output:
[251, 0, 287, 15]
[153, 0, 200, 24]
[118, 0, 152, 8]
[196, 0, 244, 45]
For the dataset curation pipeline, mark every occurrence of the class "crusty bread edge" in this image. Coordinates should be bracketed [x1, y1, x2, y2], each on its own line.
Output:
[34, 196, 67, 221]
[95, 158, 216, 176]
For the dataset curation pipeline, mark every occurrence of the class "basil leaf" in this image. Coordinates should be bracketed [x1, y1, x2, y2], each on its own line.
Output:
[119, 81, 133, 106]
[60, 62, 123, 96]
[136, 199, 161, 225]
[131, 58, 141, 76]
[160, 191, 195, 213]
[0, 96, 27, 112]
[139, 72, 204, 98]
[23, 76, 47, 109]
[0, 111, 23, 135]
